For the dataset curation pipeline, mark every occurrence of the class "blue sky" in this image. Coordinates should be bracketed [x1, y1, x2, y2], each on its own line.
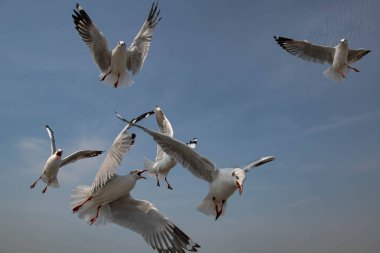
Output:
[1, 0, 379, 252]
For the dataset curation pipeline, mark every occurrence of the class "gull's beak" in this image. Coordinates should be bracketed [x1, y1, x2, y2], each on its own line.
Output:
[236, 181, 243, 195]
[137, 169, 147, 179]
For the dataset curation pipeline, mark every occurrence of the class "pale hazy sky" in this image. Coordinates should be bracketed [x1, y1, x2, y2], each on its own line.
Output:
[0, 0, 379, 252]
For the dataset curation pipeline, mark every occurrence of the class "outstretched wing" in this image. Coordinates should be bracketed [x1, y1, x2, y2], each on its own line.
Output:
[92, 110, 155, 192]
[126, 1, 161, 74]
[45, 125, 56, 155]
[154, 106, 174, 163]
[243, 156, 275, 173]
[110, 194, 200, 253]
[60, 150, 104, 168]
[91, 127, 136, 192]
[116, 113, 216, 182]
[72, 3, 111, 72]
[348, 49, 371, 64]
[274, 36, 335, 64]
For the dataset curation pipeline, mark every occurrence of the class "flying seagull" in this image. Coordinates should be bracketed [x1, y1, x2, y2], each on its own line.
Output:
[116, 112, 275, 220]
[30, 125, 103, 194]
[71, 112, 200, 253]
[143, 106, 198, 190]
[274, 36, 370, 81]
[72, 2, 161, 88]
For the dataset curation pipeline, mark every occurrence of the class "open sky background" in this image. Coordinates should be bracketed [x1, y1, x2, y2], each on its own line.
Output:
[0, 0, 379, 252]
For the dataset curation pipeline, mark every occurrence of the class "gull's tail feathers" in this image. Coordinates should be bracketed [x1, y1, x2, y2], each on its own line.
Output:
[70, 185, 112, 225]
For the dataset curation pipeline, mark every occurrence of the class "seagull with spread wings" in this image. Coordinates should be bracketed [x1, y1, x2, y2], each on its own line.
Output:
[274, 36, 370, 81]
[116, 113, 275, 220]
[30, 125, 103, 194]
[72, 2, 161, 88]
[144, 106, 198, 190]
[71, 111, 200, 253]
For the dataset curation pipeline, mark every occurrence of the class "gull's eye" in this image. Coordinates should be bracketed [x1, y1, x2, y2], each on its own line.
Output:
[236, 176, 239, 180]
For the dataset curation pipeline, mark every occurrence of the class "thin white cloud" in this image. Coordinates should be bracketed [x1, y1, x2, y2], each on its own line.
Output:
[304, 112, 379, 135]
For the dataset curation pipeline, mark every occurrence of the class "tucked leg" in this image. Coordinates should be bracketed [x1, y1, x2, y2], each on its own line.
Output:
[156, 174, 160, 187]
[213, 197, 225, 221]
[338, 64, 346, 78]
[113, 73, 120, 88]
[42, 179, 51, 194]
[165, 177, 173, 190]
[90, 205, 102, 225]
[100, 69, 112, 81]
[347, 65, 360, 72]
[72, 196, 93, 213]
[30, 175, 42, 189]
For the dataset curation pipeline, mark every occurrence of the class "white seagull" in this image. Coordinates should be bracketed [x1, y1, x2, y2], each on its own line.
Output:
[143, 106, 198, 190]
[72, 2, 161, 88]
[71, 112, 200, 253]
[30, 125, 103, 194]
[116, 113, 275, 220]
[274, 36, 371, 81]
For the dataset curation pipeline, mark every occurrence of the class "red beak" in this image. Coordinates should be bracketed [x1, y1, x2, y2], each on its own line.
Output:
[236, 181, 243, 195]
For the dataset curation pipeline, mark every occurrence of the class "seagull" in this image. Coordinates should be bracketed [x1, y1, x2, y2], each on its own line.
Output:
[116, 113, 275, 220]
[72, 2, 161, 88]
[71, 113, 200, 253]
[30, 125, 103, 194]
[274, 36, 371, 81]
[143, 106, 198, 190]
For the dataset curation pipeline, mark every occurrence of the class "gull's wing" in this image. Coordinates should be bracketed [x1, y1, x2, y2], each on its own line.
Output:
[126, 1, 161, 75]
[72, 4, 111, 72]
[92, 110, 154, 192]
[45, 125, 56, 155]
[243, 156, 275, 173]
[274, 36, 335, 64]
[110, 194, 200, 253]
[154, 106, 174, 163]
[155, 107, 173, 137]
[116, 113, 216, 182]
[60, 150, 104, 168]
[91, 126, 136, 192]
[348, 49, 371, 64]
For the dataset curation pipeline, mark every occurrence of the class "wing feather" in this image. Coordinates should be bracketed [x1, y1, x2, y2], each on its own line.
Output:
[72, 4, 111, 72]
[91, 127, 135, 192]
[242, 156, 275, 173]
[154, 107, 174, 163]
[45, 125, 56, 155]
[60, 150, 103, 168]
[92, 111, 154, 192]
[126, 1, 161, 74]
[274, 36, 335, 64]
[348, 49, 371, 64]
[116, 113, 216, 182]
[109, 194, 200, 253]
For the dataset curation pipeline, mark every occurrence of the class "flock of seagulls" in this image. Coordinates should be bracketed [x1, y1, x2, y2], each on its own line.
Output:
[28, 1, 372, 253]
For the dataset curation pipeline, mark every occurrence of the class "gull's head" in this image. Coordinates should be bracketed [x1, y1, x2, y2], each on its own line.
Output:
[232, 169, 246, 195]
[56, 149, 63, 157]
[340, 38, 348, 45]
[130, 169, 147, 180]
[118, 41, 126, 47]
[155, 105, 161, 112]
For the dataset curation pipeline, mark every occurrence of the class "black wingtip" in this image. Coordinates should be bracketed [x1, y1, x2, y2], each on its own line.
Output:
[273, 36, 294, 52]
